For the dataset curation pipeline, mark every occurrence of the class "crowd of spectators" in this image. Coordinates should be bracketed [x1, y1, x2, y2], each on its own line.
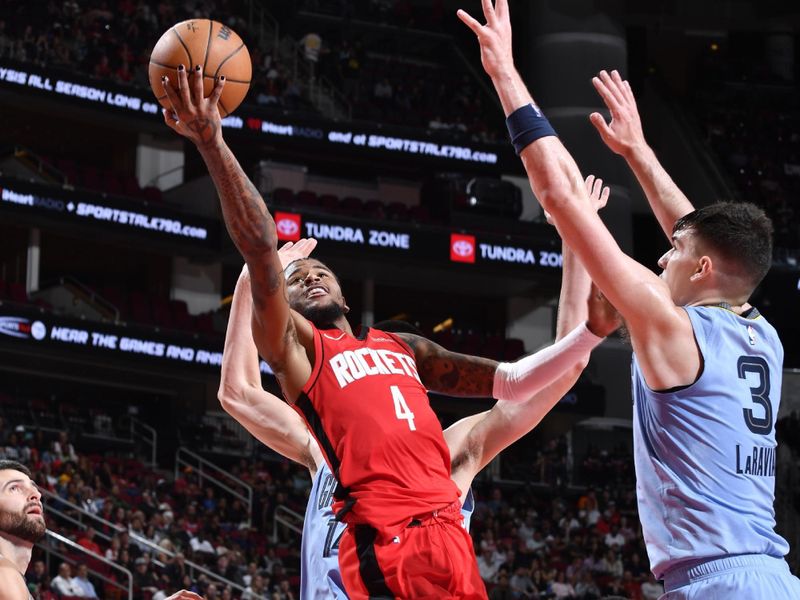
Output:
[691, 37, 800, 255]
[0, 0, 306, 110]
[3, 405, 799, 599]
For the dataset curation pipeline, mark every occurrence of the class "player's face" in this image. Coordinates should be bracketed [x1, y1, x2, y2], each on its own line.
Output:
[285, 259, 349, 326]
[657, 228, 703, 305]
[0, 469, 46, 543]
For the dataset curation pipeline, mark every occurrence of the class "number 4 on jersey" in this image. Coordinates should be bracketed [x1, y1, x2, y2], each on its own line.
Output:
[391, 385, 416, 431]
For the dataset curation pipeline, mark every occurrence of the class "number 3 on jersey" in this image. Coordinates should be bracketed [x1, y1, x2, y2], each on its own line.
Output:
[391, 385, 416, 431]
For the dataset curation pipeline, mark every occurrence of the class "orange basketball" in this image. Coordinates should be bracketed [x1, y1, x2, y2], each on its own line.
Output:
[149, 19, 252, 117]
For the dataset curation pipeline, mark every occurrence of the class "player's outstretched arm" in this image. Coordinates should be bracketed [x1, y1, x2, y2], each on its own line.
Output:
[590, 69, 694, 238]
[160, 67, 304, 387]
[219, 262, 321, 472]
[459, 0, 698, 391]
[446, 178, 620, 488]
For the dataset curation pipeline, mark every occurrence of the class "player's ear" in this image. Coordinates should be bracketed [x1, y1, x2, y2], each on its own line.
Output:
[690, 255, 713, 282]
[342, 297, 350, 315]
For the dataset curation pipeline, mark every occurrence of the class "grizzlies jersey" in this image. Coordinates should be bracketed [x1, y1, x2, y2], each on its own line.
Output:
[300, 462, 475, 600]
[632, 305, 789, 578]
[293, 325, 460, 531]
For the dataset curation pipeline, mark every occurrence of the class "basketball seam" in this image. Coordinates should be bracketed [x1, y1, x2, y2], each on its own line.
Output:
[203, 74, 250, 84]
[171, 28, 194, 69]
[202, 18, 213, 73]
[149, 59, 179, 70]
[213, 43, 246, 79]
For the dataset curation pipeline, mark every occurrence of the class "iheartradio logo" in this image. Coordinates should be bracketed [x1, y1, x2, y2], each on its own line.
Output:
[450, 233, 476, 263]
[275, 211, 301, 241]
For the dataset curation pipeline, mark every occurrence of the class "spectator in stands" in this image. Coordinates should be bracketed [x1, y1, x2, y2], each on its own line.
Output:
[52, 431, 77, 463]
[77, 526, 102, 555]
[243, 573, 269, 599]
[477, 546, 503, 583]
[641, 573, 664, 600]
[50, 562, 80, 596]
[509, 566, 537, 598]
[70, 563, 98, 598]
[25, 559, 47, 591]
[489, 572, 514, 600]
[604, 524, 625, 549]
[574, 571, 602, 599]
[133, 556, 160, 594]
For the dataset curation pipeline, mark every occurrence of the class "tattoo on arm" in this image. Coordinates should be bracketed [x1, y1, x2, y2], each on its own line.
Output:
[186, 117, 218, 147]
[200, 143, 281, 293]
[399, 334, 497, 397]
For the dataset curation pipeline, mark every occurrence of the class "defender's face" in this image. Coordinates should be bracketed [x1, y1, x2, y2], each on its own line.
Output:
[657, 228, 702, 306]
[0, 470, 46, 542]
[284, 259, 347, 319]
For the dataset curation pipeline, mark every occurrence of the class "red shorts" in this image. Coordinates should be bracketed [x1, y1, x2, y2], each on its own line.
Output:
[338, 501, 487, 599]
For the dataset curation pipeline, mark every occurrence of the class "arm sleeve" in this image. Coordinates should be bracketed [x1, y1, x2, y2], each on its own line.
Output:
[492, 322, 604, 403]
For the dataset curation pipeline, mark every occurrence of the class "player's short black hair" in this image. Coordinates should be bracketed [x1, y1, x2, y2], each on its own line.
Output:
[0, 460, 31, 478]
[673, 201, 773, 289]
[284, 257, 342, 286]
[372, 320, 423, 336]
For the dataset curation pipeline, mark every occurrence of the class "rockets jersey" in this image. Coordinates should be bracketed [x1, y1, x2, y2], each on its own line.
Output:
[293, 325, 460, 531]
[300, 462, 475, 600]
[632, 305, 789, 578]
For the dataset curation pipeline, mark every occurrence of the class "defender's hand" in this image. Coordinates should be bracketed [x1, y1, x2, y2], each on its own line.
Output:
[587, 283, 622, 338]
[161, 64, 225, 148]
[278, 238, 318, 270]
[457, 0, 514, 80]
[545, 175, 609, 225]
[590, 70, 646, 158]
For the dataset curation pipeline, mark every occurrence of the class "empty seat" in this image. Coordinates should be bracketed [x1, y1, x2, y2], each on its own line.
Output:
[271, 187, 294, 205]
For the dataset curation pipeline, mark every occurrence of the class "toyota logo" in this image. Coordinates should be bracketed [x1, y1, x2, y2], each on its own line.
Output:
[452, 240, 474, 257]
[276, 219, 299, 236]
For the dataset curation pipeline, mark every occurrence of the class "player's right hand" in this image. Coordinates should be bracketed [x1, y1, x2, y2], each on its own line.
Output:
[587, 283, 622, 338]
[161, 64, 225, 148]
[590, 70, 646, 158]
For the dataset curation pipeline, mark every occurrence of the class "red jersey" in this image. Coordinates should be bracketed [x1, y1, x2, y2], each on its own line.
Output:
[293, 324, 460, 532]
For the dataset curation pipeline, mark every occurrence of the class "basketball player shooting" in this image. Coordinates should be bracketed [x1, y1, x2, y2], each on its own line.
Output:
[161, 68, 617, 598]
[219, 173, 617, 599]
[458, 0, 800, 597]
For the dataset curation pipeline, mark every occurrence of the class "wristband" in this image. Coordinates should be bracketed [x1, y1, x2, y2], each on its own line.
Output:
[506, 103, 558, 155]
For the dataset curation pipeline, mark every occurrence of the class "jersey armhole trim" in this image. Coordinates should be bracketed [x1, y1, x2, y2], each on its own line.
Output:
[303, 324, 326, 395]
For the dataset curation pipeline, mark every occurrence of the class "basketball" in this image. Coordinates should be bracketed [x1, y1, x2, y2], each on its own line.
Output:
[148, 19, 252, 117]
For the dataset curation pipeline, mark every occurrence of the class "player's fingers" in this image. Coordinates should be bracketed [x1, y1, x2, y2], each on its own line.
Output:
[456, 10, 483, 35]
[592, 176, 604, 199]
[600, 185, 611, 207]
[161, 75, 183, 114]
[209, 75, 226, 106]
[192, 64, 205, 104]
[598, 70, 627, 108]
[481, 0, 496, 24]
[589, 112, 614, 141]
[298, 238, 318, 257]
[584, 174, 596, 194]
[176, 64, 191, 107]
[591, 76, 621, 115]
[494, 0, 510, 21]
[610, 70, 632, 105]
[623, 79, 637, 105]
[162, 108, 179, 128]
[279, 241, 295, 252]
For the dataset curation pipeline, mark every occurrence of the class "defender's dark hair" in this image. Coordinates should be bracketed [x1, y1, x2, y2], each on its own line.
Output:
[673, 202, 773, 289]
[0, 460, 31, 478]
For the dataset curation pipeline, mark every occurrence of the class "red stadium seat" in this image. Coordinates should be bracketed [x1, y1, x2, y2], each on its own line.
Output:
[8, 282, 28, 304]
[271, 187, 295, 205]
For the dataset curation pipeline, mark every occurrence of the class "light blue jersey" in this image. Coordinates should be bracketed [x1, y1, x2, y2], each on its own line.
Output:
[300, 462, 474, 600]
[632, 305, 790, 581]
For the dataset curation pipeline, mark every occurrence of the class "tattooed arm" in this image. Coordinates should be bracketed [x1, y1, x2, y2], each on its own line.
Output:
[161, 66, 312, 398]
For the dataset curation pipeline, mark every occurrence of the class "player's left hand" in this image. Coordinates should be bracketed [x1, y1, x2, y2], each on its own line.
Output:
[278, 238, 318, 270]
[457, 0, 514, 80]
[587, 283, 622, 338]
[590, 70, 646, 158]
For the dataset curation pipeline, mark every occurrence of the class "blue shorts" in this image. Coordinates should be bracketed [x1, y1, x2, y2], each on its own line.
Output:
[662, 554, 800, 600]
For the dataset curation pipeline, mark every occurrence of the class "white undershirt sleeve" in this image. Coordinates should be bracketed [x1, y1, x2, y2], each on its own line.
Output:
[492, 322, 604, 403]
